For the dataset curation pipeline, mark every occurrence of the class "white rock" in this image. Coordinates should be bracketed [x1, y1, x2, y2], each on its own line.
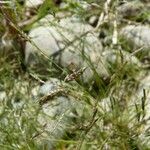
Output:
[25, 16, 93, 62]
[120, 25, 150, 50]
[40, 78, 62, 95]
[102, 49, 142, 67]
[25, 0, 44, 8]
[25, 16, 109, 81]
[25, 26, 60, 63]
[134, 73, 150, 113]
[0, 91, 6, 101]
[39, 79, 81, 118]
[128, 73, 150, 146]
[37, 78, 88, 149]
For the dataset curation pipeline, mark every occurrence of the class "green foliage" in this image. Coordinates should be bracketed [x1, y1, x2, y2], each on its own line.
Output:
[0, 0, 150, 149]
[38, 0, 58, 19]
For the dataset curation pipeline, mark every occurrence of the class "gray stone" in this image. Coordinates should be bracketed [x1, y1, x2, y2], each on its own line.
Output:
[37, 78, 87, 149]
[133, 73, 150, 112]
[102, 49, 142, 67]
[117, 1, 144, 19]
[120, 25, 150, 50]
[39, 78, 83, 118]
[25, 16, 109, 81]
[128, 73, 150, 146]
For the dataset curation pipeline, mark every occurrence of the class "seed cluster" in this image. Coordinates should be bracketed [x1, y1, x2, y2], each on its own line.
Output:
[64, 67, 87, 82]
[39, 87, 67, 105]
